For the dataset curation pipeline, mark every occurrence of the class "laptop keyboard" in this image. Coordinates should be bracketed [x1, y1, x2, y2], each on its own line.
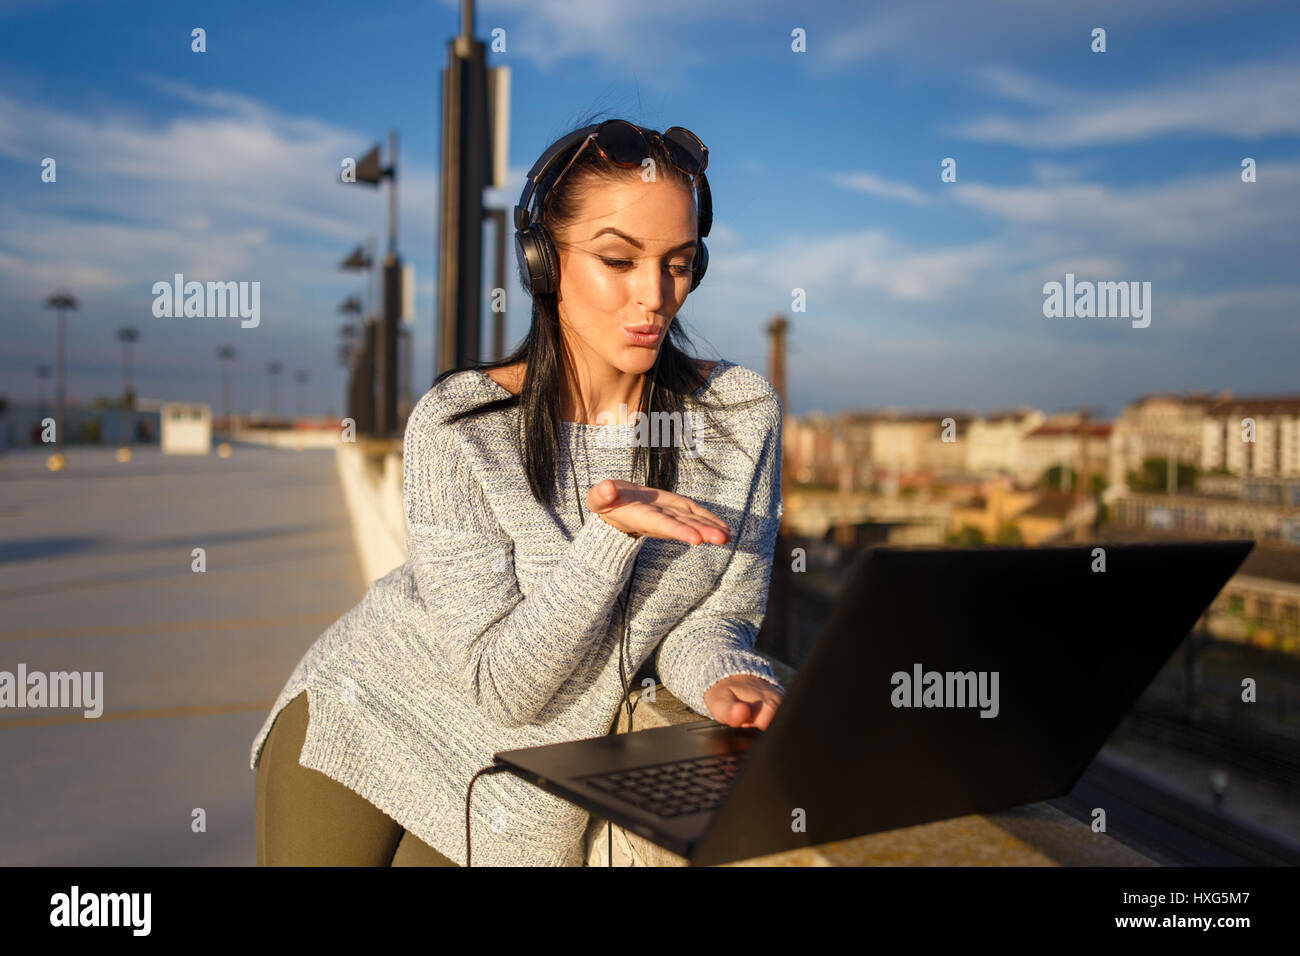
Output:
[582, 751, 749, 818]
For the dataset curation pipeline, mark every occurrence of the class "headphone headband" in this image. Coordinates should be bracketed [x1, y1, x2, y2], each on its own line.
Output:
[513, 123, 602, 233]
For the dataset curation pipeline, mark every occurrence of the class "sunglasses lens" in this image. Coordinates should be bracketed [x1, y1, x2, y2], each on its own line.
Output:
[597, 121, 648, 166]
[663, 128, 707, 175]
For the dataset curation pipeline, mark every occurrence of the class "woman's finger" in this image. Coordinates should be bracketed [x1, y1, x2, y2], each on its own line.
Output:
[665, 507, 730, 541]
[682, 499, 730, 535]
[645, 508, 727, 545]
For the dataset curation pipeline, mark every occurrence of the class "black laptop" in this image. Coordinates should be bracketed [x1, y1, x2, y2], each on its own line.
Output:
[494, 539, 1253, 866]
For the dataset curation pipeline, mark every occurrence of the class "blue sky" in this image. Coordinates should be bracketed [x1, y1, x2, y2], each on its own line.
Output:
[1, 0, 1297, 419]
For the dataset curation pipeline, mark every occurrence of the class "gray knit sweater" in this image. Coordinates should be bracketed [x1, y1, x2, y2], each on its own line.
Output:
[249, 359, 786, 866]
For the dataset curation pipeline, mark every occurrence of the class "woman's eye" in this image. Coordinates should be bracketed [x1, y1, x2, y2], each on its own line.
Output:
[600, 257, 693, 277]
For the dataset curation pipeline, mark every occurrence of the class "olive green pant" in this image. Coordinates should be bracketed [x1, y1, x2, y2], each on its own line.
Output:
[255, 690, 459, 866]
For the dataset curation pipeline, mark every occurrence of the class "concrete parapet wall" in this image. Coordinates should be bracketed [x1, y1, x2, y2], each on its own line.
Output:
[334, 442, 406, 584]
[227, 428, 343, 450]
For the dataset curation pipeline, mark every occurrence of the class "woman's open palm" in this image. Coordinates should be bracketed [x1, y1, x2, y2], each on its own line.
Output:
[586, 478, 730, 546]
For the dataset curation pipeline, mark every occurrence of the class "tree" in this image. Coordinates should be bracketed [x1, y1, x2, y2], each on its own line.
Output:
[995, 521, 1023, 545]
[949, 524, 987, 546]
[1039, 464, 1073, 490]
[1127, 457, 1197, 493]
[1038, 464, 1108, 495]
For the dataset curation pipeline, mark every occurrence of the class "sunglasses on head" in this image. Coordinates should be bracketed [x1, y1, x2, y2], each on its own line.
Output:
[542, 120, 708, 215]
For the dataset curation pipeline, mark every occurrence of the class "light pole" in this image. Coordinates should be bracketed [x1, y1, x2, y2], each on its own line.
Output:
[216, 346, 236, 433]
[116, 326, 139, 453]
[266, 360, 283, 423]
[340, 265, 371, 434]
[294, 369, 309, 420]
[44, 291, 78, 467]
[344, 129, 403, 437]
[35, 364, 50, 421]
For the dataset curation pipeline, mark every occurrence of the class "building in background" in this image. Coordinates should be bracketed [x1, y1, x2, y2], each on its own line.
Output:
[160, 402, 211, 455]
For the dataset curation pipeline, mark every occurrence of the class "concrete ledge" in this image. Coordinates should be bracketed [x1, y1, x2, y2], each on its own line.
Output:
[226, 428, 341, 449]
[584, 654, 1156, 867]
[334, 442, 406, 584]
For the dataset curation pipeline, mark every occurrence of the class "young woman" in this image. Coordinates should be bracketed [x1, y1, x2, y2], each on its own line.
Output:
[250, 117, 787, 866]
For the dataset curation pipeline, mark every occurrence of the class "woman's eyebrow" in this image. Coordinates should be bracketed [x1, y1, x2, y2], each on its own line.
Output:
[588, 227, 697, 253]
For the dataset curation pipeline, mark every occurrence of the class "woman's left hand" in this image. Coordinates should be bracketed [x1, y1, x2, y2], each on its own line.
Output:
[703, 674, 784, 730]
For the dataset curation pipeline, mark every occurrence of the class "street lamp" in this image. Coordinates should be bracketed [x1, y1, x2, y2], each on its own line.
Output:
[44, 290, 78, 469]
[339, 245, 375, 324]
[266, 360, 283, 422]
[336, 284, 370, 434]
[35, 364, 51, 419]
[116, 326, 140, 457]
[216, 345, 236, 432]
[294, 369, 309, 420]
[343, 134, 403, 437]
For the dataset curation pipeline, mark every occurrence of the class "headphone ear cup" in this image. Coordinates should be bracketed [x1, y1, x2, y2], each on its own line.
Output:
[514, 222, 561, 297]
[531, 221, 560, 296]
[689, 241, 708, 293]
[513, 230, 537, 297]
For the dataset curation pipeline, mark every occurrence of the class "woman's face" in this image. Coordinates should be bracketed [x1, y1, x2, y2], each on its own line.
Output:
[553, 174, 697, 377]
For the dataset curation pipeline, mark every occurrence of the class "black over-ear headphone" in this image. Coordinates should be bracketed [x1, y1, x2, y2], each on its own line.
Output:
[513, 122, 712, 297]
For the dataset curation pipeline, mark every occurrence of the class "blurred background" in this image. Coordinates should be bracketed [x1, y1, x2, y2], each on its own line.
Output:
[1, 0, 1299, 866]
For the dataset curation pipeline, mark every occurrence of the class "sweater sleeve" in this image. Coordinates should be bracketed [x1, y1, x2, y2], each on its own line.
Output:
[653, 391, 787, 719]
[401, 387, 647, 729]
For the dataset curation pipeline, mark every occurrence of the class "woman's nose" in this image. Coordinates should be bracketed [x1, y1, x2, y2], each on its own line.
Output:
[633, 261, 667, 311]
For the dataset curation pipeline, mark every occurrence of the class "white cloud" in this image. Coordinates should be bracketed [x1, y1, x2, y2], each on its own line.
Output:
[0, 81, 441, 303]
[950, 162, 1300, 249]
[952, 59, 1300, 147]
[1157, 284, 1300, 328]
[1027, 160, 1096, 184]
[972, 64, 1085, 109]
[829, 170, 929, 205]
[436, 0, 775, 77]
[702, 223, 1005, 309]
[815, 0, 1277, 69]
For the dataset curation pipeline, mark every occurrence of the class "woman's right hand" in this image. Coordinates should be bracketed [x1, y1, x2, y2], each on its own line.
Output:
[586, 479, 731, 546]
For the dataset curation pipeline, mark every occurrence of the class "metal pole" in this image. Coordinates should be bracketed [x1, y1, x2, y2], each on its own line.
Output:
[762, 315, 792, 663]
[222, 363, 231, 432]
[380, 253, 400, 436]
[436, 0, 489, 378]
[121, 340, 129, 446]
[490, 207, 506, 361]
[388, 130, 398, 258]
[359, 318, 376, 435]
[367, 236, 376, 329]
[56, 310, 66, 448]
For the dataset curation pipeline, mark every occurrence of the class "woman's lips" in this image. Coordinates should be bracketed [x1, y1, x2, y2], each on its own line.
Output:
[622, 325, 663, 347]
[618, 325, 660, 348]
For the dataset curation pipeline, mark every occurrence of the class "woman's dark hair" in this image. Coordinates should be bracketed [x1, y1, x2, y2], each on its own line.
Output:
[431, 112, 761, 508]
